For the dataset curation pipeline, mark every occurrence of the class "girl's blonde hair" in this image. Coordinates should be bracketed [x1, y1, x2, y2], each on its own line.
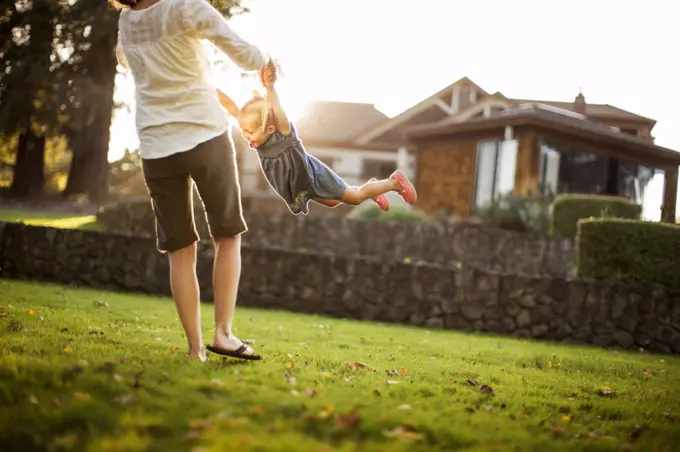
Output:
[109, 0, 139, 9]
[241, 92, 275, 130]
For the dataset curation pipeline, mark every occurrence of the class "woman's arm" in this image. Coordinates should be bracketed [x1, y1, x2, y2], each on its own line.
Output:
[182, 0, 268, 72]
[216, 88, 240, 117]
[116, 34, 128, 70]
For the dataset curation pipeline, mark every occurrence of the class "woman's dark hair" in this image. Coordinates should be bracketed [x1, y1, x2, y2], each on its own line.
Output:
[109, 0, 138, 9]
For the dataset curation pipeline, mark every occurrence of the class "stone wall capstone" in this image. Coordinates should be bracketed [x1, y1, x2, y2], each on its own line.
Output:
[1, 222, 678, 354]
[97, 202, 576, 277]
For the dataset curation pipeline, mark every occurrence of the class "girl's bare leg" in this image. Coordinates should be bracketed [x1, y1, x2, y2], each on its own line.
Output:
[312, 198, 343, 208]
[341, 178, 401, 205]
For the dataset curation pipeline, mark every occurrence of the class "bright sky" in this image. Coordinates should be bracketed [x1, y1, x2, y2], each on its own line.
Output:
[110, 0, 680, 220]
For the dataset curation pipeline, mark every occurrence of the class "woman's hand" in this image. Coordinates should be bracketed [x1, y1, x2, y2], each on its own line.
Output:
[259, 58, 277, 88]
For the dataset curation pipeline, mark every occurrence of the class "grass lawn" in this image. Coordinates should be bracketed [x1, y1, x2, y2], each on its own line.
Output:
[0, 209, 100, 230]
[1, 280, 679, 451]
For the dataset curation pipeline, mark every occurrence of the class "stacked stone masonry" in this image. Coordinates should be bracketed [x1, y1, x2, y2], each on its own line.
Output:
[98, 202, 576, 278]
[1, 222, 678, 354]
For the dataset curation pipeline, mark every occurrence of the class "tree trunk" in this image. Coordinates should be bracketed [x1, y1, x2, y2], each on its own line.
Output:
[9, 129, 46, 198]
[63, 5, 118, 204]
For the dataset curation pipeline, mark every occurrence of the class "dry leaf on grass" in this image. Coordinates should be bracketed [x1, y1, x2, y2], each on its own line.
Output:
[74, 392, 90, 401]
[63, 346, 73, 354]
[465, 379, 478, 386]
[480, 385, 495, 396]
[286, 360, 295, 369]
[347, 361, 377, 372]
[334, 408, 360, 428]
[384, 425, 423, 441]
[561, 415, 573, 423]
[28, 394, 39, 405]
[596, 387, 617, 397]
[303, 388, 318, 398]
[385, 380, 400, 385]
[286, 376, 297, 386]
[114, 394, 136, 406]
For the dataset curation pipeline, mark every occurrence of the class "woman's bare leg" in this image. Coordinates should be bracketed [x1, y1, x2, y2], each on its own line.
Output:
[211, 235, 256, 356]
[168, 243, 206, 361]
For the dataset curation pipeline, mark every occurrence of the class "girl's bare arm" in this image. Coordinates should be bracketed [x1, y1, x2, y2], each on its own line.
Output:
[265, 86, 291, 136]
[216, 88, 240, 117]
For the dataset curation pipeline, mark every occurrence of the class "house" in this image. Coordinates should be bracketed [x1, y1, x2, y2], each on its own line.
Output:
[234, 100, 416, 215]
[233, 76, 679, 221]
[399, 77, 680, 222]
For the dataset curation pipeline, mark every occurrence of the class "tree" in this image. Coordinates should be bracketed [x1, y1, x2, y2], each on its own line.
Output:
[60, 0, 250, 203]
[0, 0, 68, 198]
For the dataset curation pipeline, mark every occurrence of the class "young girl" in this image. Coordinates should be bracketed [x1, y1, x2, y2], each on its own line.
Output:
[217, 62, 417, 215]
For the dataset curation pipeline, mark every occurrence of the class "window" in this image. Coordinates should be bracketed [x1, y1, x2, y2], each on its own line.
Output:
[361, 159, 396, 181]
[538, 144, 561, 195]
[472, 140, 518, 210]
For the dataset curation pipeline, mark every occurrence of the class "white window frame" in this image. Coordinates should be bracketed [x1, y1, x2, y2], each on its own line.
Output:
[471, 139, 518, 211]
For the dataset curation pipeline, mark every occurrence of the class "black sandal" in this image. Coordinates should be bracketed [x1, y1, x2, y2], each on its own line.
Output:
[206, 343, 262, 361]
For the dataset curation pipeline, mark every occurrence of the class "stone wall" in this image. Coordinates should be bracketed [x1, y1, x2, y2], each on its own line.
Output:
[1, 222, 678, 354]
[97, 202, 575, 278]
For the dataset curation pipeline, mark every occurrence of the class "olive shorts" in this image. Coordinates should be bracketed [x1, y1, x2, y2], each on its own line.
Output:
[141, 132, 246, 253]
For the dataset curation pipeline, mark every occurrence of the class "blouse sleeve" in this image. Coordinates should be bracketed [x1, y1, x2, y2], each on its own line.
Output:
[116, 38, 129, 69]
[181, 0, 268, 71]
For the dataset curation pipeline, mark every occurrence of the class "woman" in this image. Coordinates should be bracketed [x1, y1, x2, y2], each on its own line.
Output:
[113, 0, 268, 361]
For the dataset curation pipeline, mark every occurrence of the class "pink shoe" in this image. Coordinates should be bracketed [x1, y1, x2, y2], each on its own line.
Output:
[390, 171, 417, 204]
[368, 177, 389, 211]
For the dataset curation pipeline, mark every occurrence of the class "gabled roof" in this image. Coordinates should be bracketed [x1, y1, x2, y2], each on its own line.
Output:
[355, 76, 487, 146]
[406, 104, 680, 167]
[510, 99, 656, 124]
[294, 100, 388, 143]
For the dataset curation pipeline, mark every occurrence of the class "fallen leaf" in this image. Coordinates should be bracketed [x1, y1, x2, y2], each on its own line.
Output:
[132, 371, 144, 389]
[63, 346, 73, 354]
[0, 312, 8, 318]
[113, 373, 124, 383]
[172, 346, 181, 351]
[384, 425, 423, 441]
[286, 360, 295, 369]
[629, 424, 646, 440]
[286, 376, 297, 385]
[398, 404, 412, 410]
[317, 405, 334, 419]
[74, 391, 90, 401]
[303, 388, 318, 398]
[480, 384, 495, 397]
[398, 368, 408, 376]
[334, 408, 360, 428]
[28, 309, 36, 316]
[359, 337, 367, 345]
[94, 300, 110, 309]
[550, 427, 564, 438]
[50, 433, 78, 450]
[596, 387, 617, 398]
[466, 379, 478, 386]
[561, 415, 573, 423]
[251, 405, 264, 415]
[28, 394, 39, 405]
[114, 394, 136, 406]
[548, 361, 553, 368]
[347, 361, 377, 372]
[385, 380, 400, 385]
[556, 361, 563, 368]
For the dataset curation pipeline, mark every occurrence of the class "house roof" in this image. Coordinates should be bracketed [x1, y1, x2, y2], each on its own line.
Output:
[511, 99, 656, 124]
[294, 100, 389, 143]
[406, 105, 680, 167]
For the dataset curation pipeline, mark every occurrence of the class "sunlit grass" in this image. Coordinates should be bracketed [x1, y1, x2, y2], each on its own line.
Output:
[1, 280, 679, 451]
[0, 209, 100, 230]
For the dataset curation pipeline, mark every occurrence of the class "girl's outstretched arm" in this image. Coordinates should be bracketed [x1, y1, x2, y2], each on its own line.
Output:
[216, 88, 240, 117]
[265, 85, 291, 136]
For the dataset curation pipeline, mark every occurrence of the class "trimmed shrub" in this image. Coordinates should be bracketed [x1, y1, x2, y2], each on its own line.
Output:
[347, 203, 434, 223]
[475, 192, 553, 234]
[577, 218, 680, 291]
[550, 194, 641, 238]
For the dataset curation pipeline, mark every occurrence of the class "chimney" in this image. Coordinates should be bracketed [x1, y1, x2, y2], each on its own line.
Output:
[574, 88, 586, 115]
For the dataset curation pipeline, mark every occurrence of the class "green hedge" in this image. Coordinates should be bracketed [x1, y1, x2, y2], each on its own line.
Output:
[347, 204, 434, 223]
[577, 218, 680, 291]
[550, 194, 642, 238]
